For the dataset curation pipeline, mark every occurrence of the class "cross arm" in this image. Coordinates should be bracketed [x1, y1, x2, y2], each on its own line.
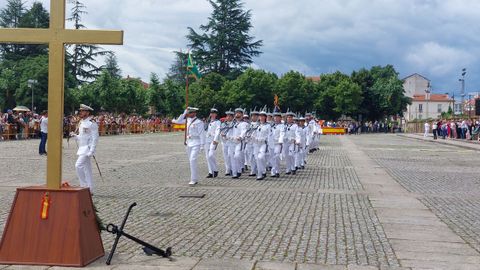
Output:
[0, 28, 51, 44]
[62, 29, 123, 45]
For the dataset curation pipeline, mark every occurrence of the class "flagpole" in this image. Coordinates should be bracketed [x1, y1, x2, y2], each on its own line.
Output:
[184, 71, 189, 146]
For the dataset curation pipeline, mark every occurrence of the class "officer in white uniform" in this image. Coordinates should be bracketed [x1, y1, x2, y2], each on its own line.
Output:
[205, 108, 221, 178]
[270, 110, 285, 178]
[230, 108, 248, 178]
[221, 110, 235, 176]
[284, 111, 299, 175]
[424, 121, 430, 137]
[70, 104, 99, 193]
[175, 107, 205, 186]
[254, 109, 269, 180]
[305, 113, 315, 153]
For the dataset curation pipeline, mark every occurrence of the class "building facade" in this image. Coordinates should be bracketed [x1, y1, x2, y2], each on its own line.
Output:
[403, 74, 453, 121]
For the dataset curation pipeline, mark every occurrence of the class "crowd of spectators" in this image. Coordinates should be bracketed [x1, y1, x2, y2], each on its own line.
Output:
[323, 120, 401, 135]
[427, 119, 480, 141]
[0, 110, 175, 141]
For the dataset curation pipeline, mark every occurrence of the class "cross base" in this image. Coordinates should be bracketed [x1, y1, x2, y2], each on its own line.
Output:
[0, 186, 104, 267]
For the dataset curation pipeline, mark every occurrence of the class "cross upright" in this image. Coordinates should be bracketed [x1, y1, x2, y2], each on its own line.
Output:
[0, 0, 123, 189]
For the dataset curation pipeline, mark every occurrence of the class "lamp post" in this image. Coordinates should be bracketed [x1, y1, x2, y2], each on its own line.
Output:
[27, 79, 38, 113]
[459, 68, 466, 115]
[425, 82, 431, 119]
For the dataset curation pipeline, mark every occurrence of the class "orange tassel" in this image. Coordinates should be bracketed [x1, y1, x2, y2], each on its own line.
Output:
[40, 192, 50, 220]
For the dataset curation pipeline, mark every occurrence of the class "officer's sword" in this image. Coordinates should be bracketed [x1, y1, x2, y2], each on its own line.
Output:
[93, 155, 105, 182]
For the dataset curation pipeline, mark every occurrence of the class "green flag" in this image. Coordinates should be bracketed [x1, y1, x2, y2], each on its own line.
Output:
[187, 53, 202, 80]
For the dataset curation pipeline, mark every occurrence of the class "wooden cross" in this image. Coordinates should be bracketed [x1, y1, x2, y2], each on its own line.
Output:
[0, 0, 123, 189]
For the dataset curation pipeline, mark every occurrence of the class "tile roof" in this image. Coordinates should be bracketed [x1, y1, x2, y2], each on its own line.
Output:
[412, 94, 453, 102]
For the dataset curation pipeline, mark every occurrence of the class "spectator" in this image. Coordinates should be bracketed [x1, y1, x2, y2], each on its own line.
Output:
[39, 111, 48, 155]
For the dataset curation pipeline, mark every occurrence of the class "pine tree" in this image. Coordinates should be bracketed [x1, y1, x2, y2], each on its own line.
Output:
[167, 51, 188, 85]
[186, 0, 262, 78]
[104, 53, 121, 79]
[66, 0, 111, 83]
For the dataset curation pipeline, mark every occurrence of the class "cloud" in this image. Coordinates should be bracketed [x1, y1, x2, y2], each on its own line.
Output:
[9, 0, 480, 94]
[405, 42, 474, 76]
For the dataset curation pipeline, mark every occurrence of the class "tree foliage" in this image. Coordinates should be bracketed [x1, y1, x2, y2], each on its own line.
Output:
[186, 0, 262, 78]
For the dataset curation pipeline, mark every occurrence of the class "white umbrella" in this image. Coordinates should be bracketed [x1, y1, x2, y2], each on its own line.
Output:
[13, 106, 31, 112]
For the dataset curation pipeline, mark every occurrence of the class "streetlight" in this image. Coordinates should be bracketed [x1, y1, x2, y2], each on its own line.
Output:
[27, 79, 38, 113]
[425, 82, 431, 119]
[459, 68, 466, 115]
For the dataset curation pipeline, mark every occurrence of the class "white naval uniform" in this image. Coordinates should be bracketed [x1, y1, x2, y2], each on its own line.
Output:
[306, 119, 315, 151]
[245, 121, 258, 175]
[424, 123, 430, 137]
[254, 122, 269, 178]
[284, 122, 299, 173]
[230, 119, 248, 176]
[72, 116, 99, 192]
[295, 125, 307, 168]
[221, 121, 233, 174]
[177, 111, 205, 183]
[270, 122, 285, 176]
[205, 119, 221, 174]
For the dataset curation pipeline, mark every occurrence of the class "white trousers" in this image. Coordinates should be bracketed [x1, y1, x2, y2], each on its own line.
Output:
[187, 145, 200, 182]
[271, 144, 282, 175]
[76, 155, 94, 192]
[222, 142, 231, 173]
[254, 143, 267, 176]
[229, 142, 243, 175]
[295, 144, 305, 168]
[424, 129, 429, 137]
[284, 141, 296, 172]
[246, 143, 257, 174]
[205, 141, 218, 174]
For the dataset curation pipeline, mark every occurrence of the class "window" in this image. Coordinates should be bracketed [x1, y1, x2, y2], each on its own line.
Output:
[419, 104, 423, 112]
[437, 104, 442, 113]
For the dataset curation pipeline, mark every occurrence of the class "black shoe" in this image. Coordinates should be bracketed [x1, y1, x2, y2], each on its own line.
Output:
[286, 172, 291, 175]
[225, 173, 231, 176]
[262, 173, 267, 178]
[206, 173, 213, 178]
[214, 171, 218, 178]
[270, 174, 277, 178]
[276, 173, 280, 178]
[232, 174, 239, 179]
[249, 173, 256, 177]
[292, 170, 296, 175]
[256, 176, 264, 181]
[301, 166, 305, 169]
[244, 165, 248, 171]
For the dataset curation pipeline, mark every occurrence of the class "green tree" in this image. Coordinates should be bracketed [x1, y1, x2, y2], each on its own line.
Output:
[332, 79, 363, 117]
[275, 71, 316, 113]
[161, 79, 184, 117]
[186, 0, 262, 78]
[66, 0, 111, 83]
[147, 73, 165, 114]
[104, 53, 121, 79]
[167, 51, 188, 86]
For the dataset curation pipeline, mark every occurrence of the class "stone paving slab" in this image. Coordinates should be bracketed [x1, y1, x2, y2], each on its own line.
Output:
[341, 135, 480, 269]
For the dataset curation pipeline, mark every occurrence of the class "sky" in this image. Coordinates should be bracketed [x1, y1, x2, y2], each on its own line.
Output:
[3, 0, 480, 97]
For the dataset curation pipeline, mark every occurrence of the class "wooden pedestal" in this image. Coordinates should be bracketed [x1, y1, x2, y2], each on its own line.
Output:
[0, 186, 104, 267]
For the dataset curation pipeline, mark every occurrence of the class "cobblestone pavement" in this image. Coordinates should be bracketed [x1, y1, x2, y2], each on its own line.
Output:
[0, 133, 402, 269]
[2, 133, 480, 269]
[352, 134, 480, 257]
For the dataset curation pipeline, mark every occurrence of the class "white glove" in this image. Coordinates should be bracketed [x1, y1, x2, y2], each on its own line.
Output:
[87, 152, 94, 157]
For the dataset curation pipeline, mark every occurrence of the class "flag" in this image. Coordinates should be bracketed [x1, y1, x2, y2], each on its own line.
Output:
[187, 53, 202, 80]
[274, 94, 280, 110]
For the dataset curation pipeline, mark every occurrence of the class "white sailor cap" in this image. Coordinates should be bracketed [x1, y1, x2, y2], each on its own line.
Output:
[234, 108, 245, 114]
[259, 110, 267, 116]
[286, 111, 296, 117]
[299, 116, 306, 121]
[273, 111, 282, 117]
[79, 104, 94, 111]
[187, 107, 199, 113]
[243, 114, 249, 118]
[210, 108, 218, 113]
[225, 109, 234, 115]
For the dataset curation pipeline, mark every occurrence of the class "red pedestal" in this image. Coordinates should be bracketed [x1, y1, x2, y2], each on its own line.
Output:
[0, 186, 104, 267]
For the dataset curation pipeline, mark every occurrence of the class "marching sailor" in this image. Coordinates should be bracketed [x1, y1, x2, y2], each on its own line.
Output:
[175, 107, 205, 186]
[221, 109, 235, 176]
[284, 111, 299, 175]
[205, 107, 221, 178]
[296, 116, 307, 169]
[242, 113, 250, 172]
[270, 110, 285, 178]
[230, 108, 248, 178]
[305, 113, 315, 153]
[254, 109, 269, 180]
[70, 104, 99, 193]
[245, 109, 259, 176]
